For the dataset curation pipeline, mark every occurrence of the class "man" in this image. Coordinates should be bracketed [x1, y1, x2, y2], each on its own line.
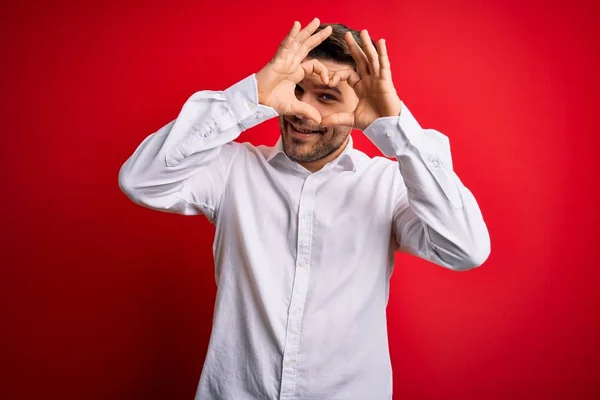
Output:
[119, 18, 490, 400]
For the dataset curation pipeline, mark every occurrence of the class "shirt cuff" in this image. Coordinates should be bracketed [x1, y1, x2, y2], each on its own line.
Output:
[223, 74, 278, 130]
[362, 103, 425, 157]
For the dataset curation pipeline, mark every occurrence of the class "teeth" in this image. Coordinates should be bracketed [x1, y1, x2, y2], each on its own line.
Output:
[288, 122, 321, 134]
[295, 127, 317, 133]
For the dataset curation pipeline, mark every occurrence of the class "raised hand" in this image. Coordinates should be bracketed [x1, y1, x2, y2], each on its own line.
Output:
[321, 30, 403, 131]
[255, 18, 333, 124]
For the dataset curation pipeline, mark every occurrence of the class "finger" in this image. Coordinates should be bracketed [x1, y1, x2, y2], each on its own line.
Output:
[289, 100, 322, 125]
[329, 69, 360, 88]
[296, 17, 321, 43]
[301, 59, 330, 84]
[344, 31, 370, 77]
[377, 38, 392, 80]
[321, 112, 355, 128]
[275, 21, 301, 59]
[280, 21, 301, 51]
[299, 25, 332, 58]
[360, 30, 380, 76]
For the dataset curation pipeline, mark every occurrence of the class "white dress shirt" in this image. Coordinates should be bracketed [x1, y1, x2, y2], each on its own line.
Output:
[118, 74, 490, 400]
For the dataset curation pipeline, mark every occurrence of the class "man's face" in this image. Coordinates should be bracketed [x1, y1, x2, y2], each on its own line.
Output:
[279, 58, 359, 164]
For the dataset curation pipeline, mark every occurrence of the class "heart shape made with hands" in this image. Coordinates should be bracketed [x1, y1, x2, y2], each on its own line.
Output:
[256, 18, 402, 131]
[298, 32, 403, 131]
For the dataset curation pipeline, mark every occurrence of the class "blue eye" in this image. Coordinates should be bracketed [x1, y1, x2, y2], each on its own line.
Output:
[319, 94, 337, 102]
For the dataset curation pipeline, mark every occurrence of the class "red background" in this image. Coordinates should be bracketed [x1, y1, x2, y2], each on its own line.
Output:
[1, 0, 599, 399]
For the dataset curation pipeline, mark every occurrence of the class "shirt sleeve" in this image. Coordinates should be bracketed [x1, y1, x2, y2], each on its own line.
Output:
[363, 103, 491, 271]
[118, 74, 278, 222]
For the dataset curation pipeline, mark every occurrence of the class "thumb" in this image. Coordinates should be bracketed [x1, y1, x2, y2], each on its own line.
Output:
[289, 100, 322, 125]
[321, 112, 355, 128]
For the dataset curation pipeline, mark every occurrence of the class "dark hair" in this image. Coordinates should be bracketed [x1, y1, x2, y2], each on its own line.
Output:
[307, 23, 376, 71]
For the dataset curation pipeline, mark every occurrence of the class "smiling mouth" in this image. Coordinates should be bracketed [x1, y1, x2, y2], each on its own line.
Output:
[286, 120, 324, 136]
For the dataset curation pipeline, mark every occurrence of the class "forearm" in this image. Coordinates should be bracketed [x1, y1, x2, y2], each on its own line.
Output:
[118, 74, 277, 209]
[364, 104, 490, 270]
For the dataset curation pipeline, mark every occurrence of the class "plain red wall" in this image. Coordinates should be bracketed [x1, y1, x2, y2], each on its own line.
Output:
[1, 0, 599, 399]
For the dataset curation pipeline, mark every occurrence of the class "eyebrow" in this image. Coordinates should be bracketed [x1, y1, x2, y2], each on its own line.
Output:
[313, 84, 342, 95]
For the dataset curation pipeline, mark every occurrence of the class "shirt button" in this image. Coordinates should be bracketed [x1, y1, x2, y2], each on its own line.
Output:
[386, 131, 393, 138]
[285, 359, 295, 366]
[301, 212, 309, 219]
[247, 100, 257, 110]
[431, 159, 440, 168]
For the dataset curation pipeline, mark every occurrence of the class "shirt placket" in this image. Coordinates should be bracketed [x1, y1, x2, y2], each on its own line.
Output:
[279, 174, 318, 400]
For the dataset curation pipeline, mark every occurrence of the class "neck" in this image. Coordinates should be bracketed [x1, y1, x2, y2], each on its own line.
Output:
[299, 136, 350, 173]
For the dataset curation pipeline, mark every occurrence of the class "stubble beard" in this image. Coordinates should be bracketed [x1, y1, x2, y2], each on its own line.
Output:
[281, 128, 350, 163]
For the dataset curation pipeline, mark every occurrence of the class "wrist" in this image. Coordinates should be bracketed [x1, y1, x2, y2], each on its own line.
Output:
[255, 68, 273, 107]
[383, 98, 403, 119]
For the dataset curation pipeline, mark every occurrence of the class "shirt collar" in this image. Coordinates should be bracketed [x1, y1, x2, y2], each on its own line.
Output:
[266, 134, 358, 172]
